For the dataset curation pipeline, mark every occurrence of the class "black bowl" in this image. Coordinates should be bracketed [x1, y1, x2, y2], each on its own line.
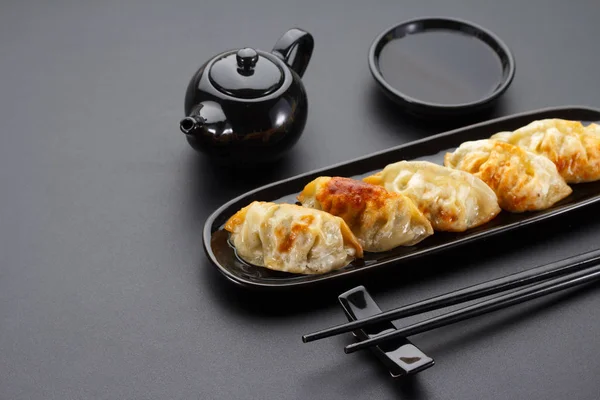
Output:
[368, 17, 516, 118]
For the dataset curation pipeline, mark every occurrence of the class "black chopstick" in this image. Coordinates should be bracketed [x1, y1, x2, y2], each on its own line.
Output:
[302, 248, 600, 343]
[344, 262, 600, 353]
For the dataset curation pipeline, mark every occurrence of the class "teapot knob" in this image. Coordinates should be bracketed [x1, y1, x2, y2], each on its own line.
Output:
[236, 48, 258, 71]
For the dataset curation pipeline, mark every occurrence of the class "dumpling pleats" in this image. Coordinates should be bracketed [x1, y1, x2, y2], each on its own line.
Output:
[297, 177, 433, 252]
[224, 201, 363, 274]
[444, 139, 572, 212]
[363, 161, 501, 232]
[491, 119, 600, 183]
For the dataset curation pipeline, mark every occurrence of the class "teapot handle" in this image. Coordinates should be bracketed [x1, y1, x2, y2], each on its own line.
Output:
[272, 28, 314, 78]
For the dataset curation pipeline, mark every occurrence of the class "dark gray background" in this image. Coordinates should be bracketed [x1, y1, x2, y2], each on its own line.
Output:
[2, 0, 600, 399]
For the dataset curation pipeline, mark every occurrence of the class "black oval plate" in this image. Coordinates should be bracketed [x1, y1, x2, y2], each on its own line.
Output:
[368, 17, 515, 117]
[203, 106, 600, 290]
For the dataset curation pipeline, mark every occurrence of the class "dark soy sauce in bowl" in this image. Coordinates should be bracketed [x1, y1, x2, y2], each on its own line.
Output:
[378, 30, 504, 105]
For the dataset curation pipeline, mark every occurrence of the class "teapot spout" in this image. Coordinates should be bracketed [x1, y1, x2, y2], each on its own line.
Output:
[180, 101, 228, 135]
[179, 116, 203, 134]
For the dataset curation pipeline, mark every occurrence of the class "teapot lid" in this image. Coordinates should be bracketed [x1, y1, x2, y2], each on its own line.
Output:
[208, 48, 284, 99]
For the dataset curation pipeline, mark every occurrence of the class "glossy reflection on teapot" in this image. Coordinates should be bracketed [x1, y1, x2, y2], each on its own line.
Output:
[180, 28, 314, 165]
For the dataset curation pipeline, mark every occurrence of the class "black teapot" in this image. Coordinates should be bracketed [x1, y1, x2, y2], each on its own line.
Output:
[179, 28, 314, 164]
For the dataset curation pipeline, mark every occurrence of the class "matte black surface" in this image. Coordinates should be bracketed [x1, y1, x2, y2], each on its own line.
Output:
[2, 1, 600, 399]
[369, 17, 515, 117]
[205, 107, 600, 289]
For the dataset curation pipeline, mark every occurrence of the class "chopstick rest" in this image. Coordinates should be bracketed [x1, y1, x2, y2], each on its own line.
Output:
[338, 286, 434, 378]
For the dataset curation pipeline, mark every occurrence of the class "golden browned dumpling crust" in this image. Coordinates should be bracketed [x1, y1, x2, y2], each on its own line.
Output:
[444, 139, 572, 212]
[224, 201, 363, 274]
[298, 177, 433, 252]
[363, 161, 501, 231]
[491, 119, 600, 183]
